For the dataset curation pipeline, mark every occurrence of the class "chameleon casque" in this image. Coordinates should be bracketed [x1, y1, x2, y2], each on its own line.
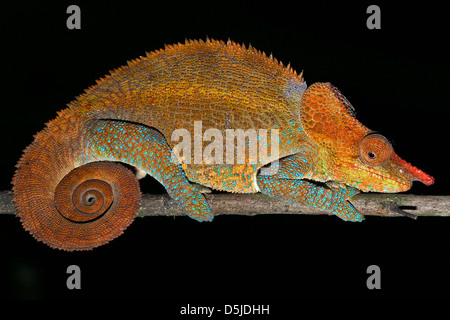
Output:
[12, 39, 434, 251]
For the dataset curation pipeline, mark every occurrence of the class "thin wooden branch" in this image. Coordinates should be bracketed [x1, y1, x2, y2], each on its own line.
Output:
[0, 190, 448, 218]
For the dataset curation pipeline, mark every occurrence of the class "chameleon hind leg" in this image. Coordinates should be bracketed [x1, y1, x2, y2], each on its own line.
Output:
[86, 120, 213, 222]
[256, 154, 364, 222]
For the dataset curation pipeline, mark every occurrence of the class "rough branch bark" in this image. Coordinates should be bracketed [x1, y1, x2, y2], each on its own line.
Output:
[0, 191, 448, 218]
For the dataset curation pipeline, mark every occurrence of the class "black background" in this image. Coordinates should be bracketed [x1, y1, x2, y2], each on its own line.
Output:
[1, 0, 449, 304]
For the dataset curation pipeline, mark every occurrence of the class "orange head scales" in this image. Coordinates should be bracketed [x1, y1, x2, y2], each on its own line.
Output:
[299, 82, 434, 193]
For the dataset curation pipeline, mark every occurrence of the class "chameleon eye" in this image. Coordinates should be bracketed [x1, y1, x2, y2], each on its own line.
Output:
[359, 133, 392, 166]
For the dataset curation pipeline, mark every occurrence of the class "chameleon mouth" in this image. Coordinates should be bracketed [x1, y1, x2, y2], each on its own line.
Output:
[358, 164, 412, 192]
[390, 153, 434, 186]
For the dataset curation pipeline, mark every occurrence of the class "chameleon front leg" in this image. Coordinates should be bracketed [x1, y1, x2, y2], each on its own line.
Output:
[256, 154, 364, 222]
[86, 120, 213, 222]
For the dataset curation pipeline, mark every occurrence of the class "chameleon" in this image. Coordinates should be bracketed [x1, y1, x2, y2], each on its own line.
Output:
[12, 38, 434, 251]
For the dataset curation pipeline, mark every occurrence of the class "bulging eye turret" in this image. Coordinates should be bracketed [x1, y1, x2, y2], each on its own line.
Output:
[359, 133, 392, 166]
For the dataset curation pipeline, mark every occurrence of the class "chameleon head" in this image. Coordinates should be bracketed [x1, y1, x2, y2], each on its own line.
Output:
[300, 82, 434, 193]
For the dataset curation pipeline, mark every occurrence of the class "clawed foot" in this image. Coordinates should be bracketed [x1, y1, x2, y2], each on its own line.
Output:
[170, 182, 214, 222]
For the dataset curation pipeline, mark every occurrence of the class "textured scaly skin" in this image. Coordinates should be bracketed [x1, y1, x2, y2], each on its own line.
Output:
[12, 39, 434, 250]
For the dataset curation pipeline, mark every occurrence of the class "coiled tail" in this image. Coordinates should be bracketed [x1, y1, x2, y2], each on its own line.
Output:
[12, 111, 142, 251]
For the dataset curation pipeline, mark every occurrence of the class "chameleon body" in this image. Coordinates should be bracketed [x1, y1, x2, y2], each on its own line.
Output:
[12, 39, 434, 250]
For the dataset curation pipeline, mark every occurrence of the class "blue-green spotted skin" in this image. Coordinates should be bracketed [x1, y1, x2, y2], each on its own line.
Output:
[86, 119, 363, 223]
[87, 120, 213, 222]
[256, 154, 364, 222]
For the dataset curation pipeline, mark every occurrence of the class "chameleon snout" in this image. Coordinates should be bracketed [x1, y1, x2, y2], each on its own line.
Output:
[391, 153, 434, 187]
